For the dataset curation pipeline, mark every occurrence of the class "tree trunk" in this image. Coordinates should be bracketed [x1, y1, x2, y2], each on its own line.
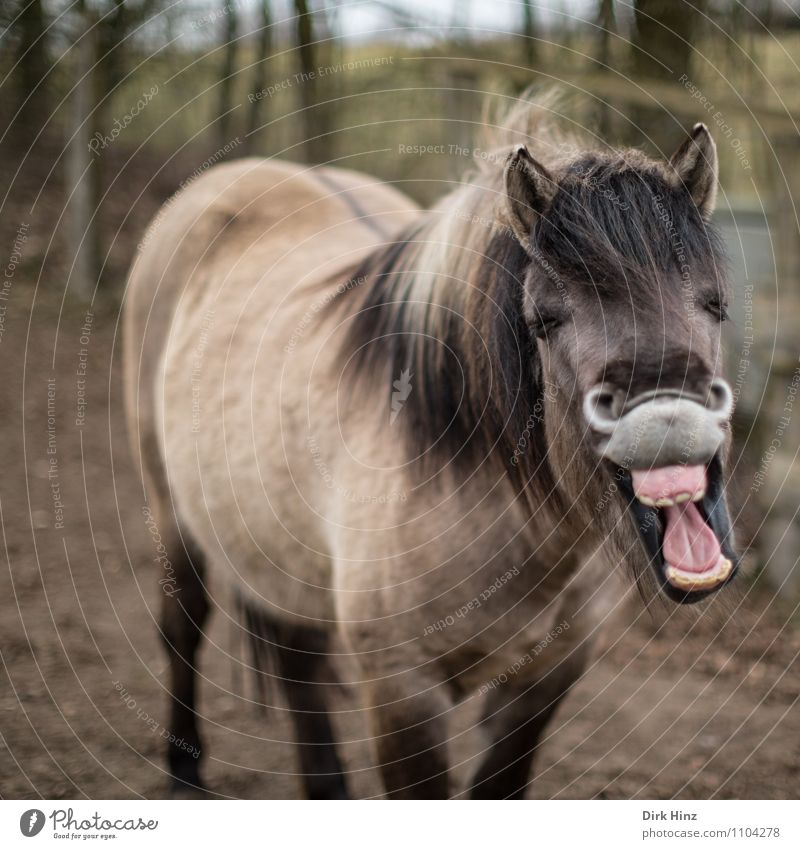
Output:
[217, 0, 240, 148]
[245, 0, 272, 155]
[294, 0, 325, 163]
[66, 12, 99, 301]
[90, 0, 128, 287]
[521, 0, 538, 69]
[630, 0, 708, 150]
[11, 0, 50, 139]
[596, 0, 616, 139]
[633, 0, 706, 80]
[597, 0, 615, 69]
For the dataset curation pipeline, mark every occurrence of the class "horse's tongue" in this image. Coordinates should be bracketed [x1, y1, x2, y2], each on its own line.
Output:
[662, 502, 720, 573]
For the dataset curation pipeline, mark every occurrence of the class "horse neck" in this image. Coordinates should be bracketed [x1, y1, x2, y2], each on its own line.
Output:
[400, 183, 548, 477]
[338, 171, 553, 494]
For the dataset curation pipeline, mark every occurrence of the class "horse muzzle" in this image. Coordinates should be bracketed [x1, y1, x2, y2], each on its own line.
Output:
[583, 378, 733, 469]
[583, 378, 738, 603]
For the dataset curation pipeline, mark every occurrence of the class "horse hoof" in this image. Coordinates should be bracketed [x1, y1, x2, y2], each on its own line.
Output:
[307, 777, 350, 800]
[168, 779, 210, 800]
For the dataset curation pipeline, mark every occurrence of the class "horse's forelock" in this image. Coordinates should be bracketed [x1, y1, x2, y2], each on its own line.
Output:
[535, 151, 728, 295]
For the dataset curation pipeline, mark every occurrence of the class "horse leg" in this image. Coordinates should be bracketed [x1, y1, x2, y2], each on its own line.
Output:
[245, 609, 348, 799]
[365, 675, 452, 799]
[158, 531, 210, 796]
[468, 646, 589, 799]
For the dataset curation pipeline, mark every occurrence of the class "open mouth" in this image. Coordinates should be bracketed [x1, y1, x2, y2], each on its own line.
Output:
[617, 455, 738, 604]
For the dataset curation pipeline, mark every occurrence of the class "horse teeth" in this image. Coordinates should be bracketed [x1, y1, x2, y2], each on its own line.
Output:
[675, 493, 691, 504]
[655, 497, 675, 507]
[637, 495, 656, 507]
[665, 557, 732, 591]
[691, 489, 706, 502]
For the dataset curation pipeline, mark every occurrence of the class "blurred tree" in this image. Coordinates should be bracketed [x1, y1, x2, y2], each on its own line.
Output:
[633, 0, 707, 81]
[595, 0, 616, 138]
[725, 0, 773, 96]
[90, 1, 163, 157]
[520, 0, 538, 69]
[4, 0, 50, 139]
[90, 0, 126, 277]
[245, 0, 272, 155]
[294, 0, 326, 162]
[631, 0, 708, 150]
[314, 0, 342, 158]
[556, 0, 576, 51]
[87, 0, 162, 286]
[597, 0, 615, 71]
[95, 1, 129, 113]
[217, 0, 240, 148]
[66, 0, 99, 300]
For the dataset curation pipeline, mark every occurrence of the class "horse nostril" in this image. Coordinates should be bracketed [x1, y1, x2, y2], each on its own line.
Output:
[708, 378, 734, 421]
[583, 385, 619, 434]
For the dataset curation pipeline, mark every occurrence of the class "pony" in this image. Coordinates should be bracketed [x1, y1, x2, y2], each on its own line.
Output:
[123, 96, 737, 798]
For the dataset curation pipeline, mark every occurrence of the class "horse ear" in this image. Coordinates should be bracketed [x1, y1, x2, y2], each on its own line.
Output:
[503, 144, 556, 252]
[669, 123, 718, 220]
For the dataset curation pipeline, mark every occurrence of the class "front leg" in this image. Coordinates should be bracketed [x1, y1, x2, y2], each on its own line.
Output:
[468, 646, 589, 799]
[365, 673, 452, 799]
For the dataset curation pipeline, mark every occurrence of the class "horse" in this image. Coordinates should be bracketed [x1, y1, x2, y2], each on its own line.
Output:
[123, 97, 738, 799]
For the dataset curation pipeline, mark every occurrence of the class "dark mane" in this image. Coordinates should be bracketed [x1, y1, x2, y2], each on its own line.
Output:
[334, 209, 559, 501]
[535, 153, 727, 293]
[332, 132, 726, 501]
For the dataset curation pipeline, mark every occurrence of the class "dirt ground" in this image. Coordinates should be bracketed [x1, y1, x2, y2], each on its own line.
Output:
[0, 275, 797, 802]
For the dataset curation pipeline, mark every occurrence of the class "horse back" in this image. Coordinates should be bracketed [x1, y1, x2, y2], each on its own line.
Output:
[123, 156, 420, 618]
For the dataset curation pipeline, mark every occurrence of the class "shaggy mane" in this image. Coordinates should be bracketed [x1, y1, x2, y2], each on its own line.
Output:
[536, 152, 727, 293]
[332, 91, 726, 502]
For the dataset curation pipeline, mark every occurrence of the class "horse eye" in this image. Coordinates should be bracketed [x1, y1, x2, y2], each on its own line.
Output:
[706, 298, 729, 321]
[531, 316, 563, 340]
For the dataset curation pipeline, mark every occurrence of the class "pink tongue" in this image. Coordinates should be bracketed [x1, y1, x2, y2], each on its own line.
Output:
[661, 502, 721, 572]
[631, 465, 721, 573]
